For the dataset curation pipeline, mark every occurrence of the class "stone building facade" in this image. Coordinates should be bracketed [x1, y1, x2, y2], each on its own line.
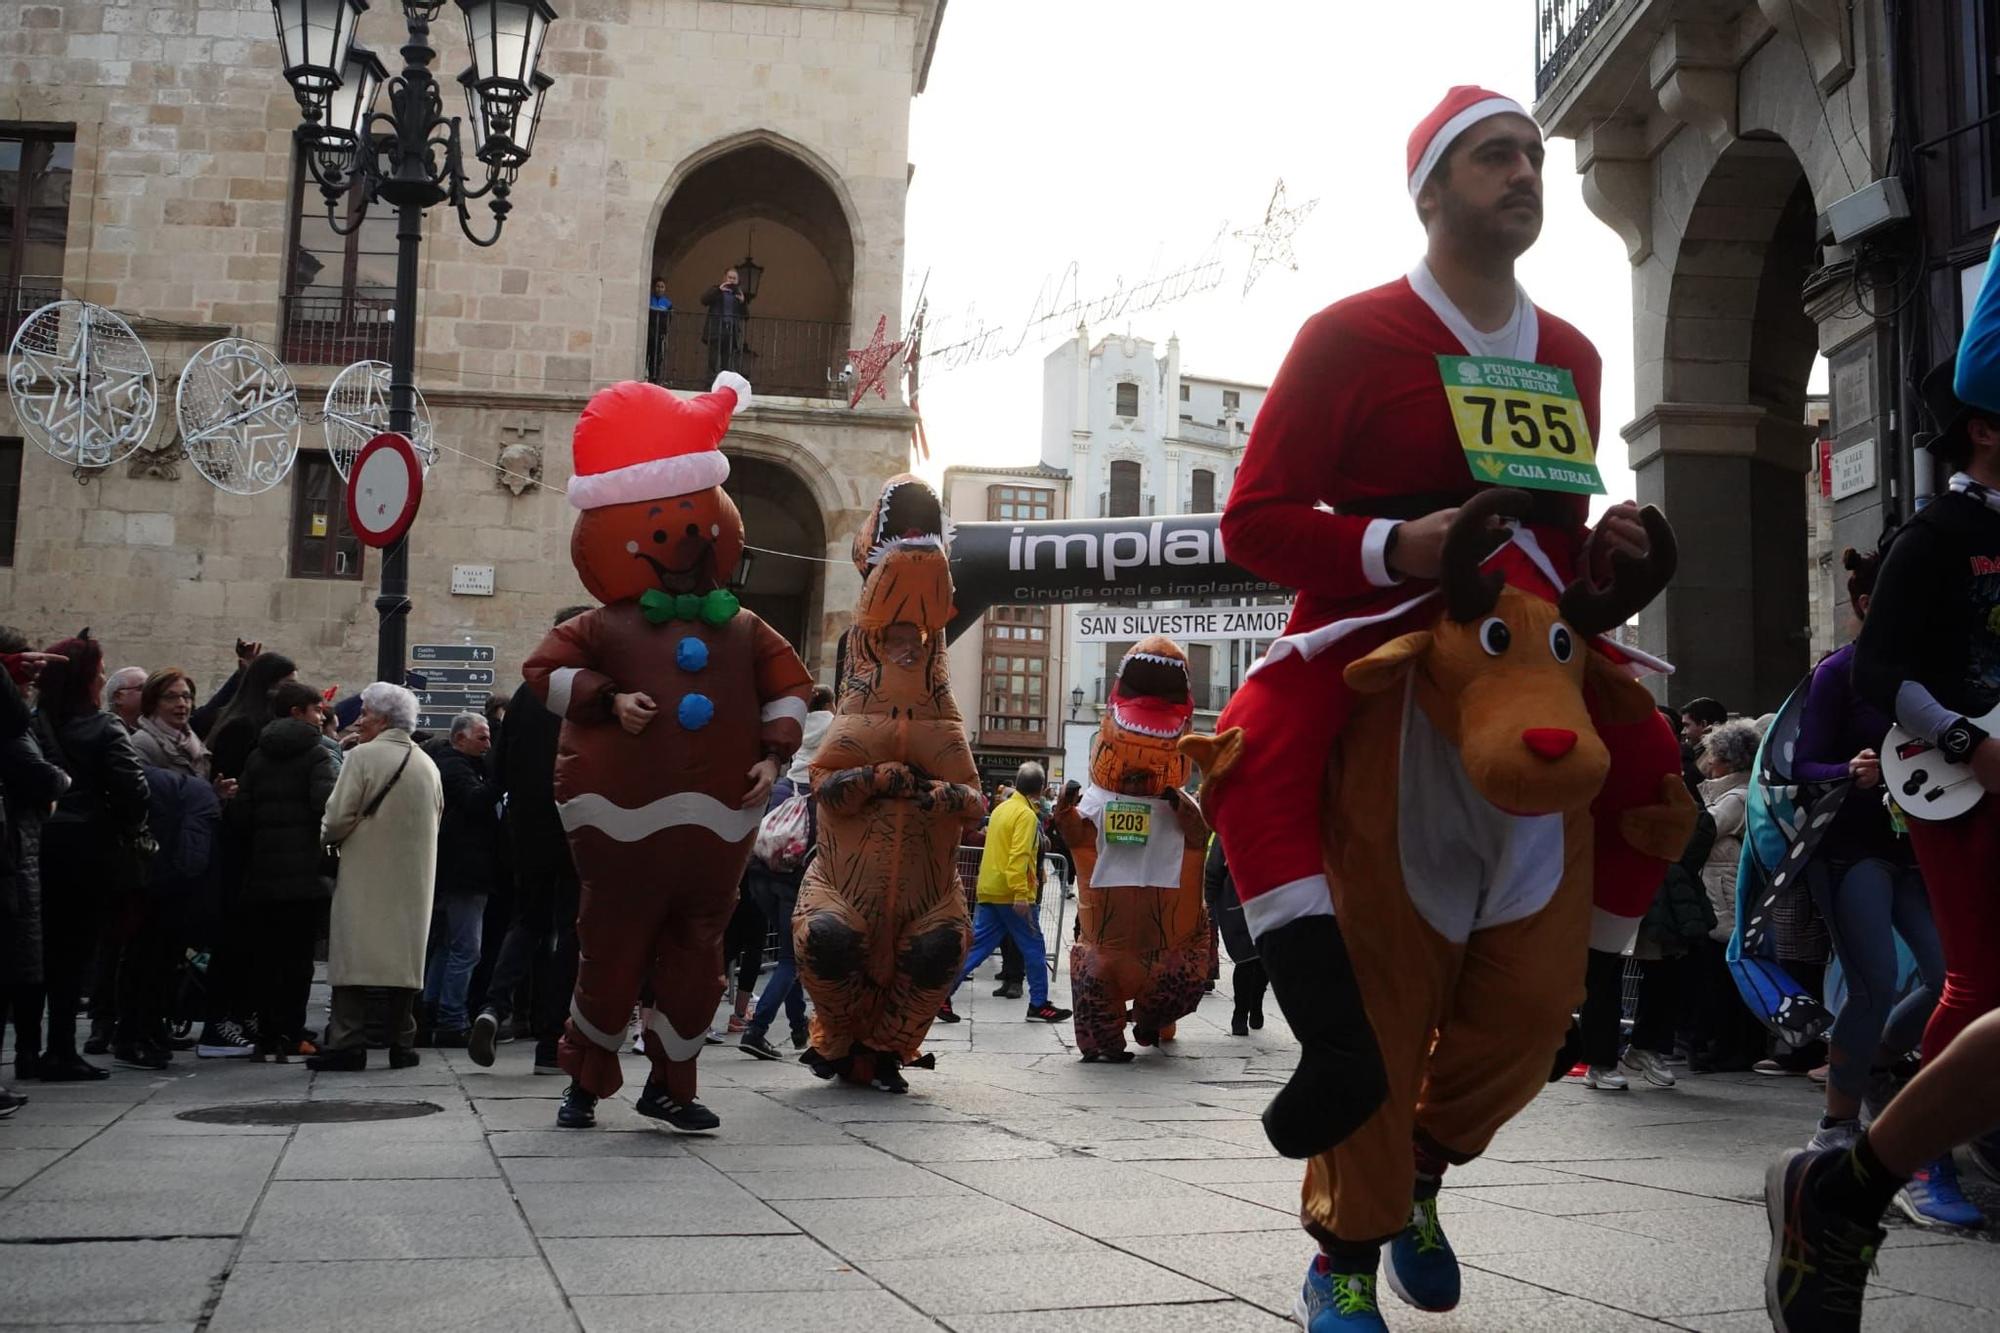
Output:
[1536, 0, 1997, 711]
[0, 0, 942, 701]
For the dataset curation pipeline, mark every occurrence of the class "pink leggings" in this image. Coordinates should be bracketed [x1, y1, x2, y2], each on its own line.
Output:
[1907, 799, 2000, 1063]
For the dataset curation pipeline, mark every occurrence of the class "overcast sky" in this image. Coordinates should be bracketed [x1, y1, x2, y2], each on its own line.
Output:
[903, 0, 1642, 511]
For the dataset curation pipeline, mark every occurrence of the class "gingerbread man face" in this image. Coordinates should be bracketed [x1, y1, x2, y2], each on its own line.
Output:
[571, 486, 745, 606]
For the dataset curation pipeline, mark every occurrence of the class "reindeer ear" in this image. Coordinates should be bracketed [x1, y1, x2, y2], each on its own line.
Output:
[1584, 649, 1658, 724]
[1345, 631, 1432, 694]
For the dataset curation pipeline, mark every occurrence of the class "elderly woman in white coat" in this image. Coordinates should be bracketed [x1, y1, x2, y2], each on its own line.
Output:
[306, 682, 442, 1071]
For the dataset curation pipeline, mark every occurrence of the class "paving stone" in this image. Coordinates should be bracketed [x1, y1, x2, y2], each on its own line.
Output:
[843, 1122, 1062, 1162]
[0, 1125, 98, 1151]
[1025, 1195, 1294, 1238]
[207, 1258, 571, 1332]
[574, 1290, 943, 1332]
[1138, 1158, 1307, 1185]
[501, 1155, 719, 1183]
[1455, 1180, 1729, 1216]
[514, 1178, 796, 1237]
[947, 1301, 1293, 1332]
[686, 1142, 899, 1173]
[931, 1157, 1217, 1204]
[1872, 1239, 2000, 1311]
[273, 1137, 500, 1180]
[0, 1149, 64, 1188]
[865, 1246, 1220, 1315]
[241, 1178, 537, 1261]
[487, 1129, 691, 1157]
[1464, 1239, 1776, 1319]
[0, 1238, 231, 1325]
[1677, 1296, 1994, 1331]
[1076, 1135, 1272, 1161]
[772, 1194, 1077, 1259]
[544, 1234, 877, 1295]
[730, 1163, 975, 1200]
[0, 1134, 284, 1239]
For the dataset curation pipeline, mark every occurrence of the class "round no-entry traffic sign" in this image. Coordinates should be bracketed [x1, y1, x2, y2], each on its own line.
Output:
[345, 431, 424, 549]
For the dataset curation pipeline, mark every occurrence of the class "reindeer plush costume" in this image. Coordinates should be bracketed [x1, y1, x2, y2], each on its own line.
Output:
[1055, 638, 1211, 1062]
[525, 376, 813, 1127]
[794, 476, 984, 1092]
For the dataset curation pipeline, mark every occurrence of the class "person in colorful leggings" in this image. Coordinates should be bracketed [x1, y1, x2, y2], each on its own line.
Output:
[1852, 350, 2000, 1231]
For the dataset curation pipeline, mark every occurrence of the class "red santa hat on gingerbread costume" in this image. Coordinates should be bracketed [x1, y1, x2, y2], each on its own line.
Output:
[1407, 85, 1534, 200]
[566, 371, 752, 510]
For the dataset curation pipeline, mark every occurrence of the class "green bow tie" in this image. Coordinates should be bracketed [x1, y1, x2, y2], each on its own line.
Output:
[640, 587, 741, 627]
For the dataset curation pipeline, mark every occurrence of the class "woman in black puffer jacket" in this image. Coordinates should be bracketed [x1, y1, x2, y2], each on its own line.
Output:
[0, 656, 70, 1101]
[31, 636, 152, 1081]
[228, 681, 337, 1059]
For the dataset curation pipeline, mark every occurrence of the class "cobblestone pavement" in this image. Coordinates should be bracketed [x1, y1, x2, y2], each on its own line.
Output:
[2, 968, 1995, 1332]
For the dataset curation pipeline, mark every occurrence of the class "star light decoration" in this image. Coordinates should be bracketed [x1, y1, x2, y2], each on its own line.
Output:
[1233, 179, 1319, 296]
[844, 314, 907, 410]
[6, 300, 159, 469]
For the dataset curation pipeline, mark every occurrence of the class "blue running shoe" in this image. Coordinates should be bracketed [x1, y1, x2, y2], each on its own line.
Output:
[1894, 1154, 1986, 1229]
[1385, 1195, 1459, 1311]
[1294, 1259, 1388, 1331]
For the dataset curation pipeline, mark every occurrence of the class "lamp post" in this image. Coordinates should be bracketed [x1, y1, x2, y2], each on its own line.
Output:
[269, 0, 558, 686]
[1069, 684, 1084, 722]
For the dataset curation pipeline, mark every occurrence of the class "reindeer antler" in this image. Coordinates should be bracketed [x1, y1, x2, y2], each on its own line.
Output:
[1559, 505, 1679, 637]
[1443, 488, 1534, 622]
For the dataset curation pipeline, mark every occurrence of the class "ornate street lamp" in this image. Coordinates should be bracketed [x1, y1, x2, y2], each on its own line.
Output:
[1069, 684, 1085, 721]
[736, 246, 765, 303]
[269, 0, 558, 685]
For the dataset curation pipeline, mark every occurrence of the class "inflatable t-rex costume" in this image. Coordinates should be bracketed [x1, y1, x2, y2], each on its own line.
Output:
[1054, 638, 1211, 1063]
[1186, 491, 1692, 1318]
[525, 374, 813, 1133]
[794, 476, 984, 1093]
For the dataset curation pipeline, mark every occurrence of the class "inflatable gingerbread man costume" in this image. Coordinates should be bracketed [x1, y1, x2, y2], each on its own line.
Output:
[524, 373, 813, 1133]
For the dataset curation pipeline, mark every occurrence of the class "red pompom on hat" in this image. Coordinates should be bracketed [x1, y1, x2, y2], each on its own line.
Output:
[566, 371, 752, 510]
[1407, 85, 1532, 200]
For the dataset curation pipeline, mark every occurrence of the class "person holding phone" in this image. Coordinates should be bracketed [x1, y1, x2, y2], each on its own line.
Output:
[700, 267, 751, 378]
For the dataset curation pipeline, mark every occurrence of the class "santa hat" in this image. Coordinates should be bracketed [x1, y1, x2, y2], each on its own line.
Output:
[1407, 85, 1532, 200]
[566, 371, 752, 510]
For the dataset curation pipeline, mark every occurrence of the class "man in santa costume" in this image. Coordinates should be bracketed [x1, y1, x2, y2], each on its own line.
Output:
[1201, 87, 1684, 1330]
[524, 373, 814, 1135]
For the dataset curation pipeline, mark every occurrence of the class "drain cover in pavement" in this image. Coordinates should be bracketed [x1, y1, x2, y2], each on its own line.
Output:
[175, 1100, 443, 1126]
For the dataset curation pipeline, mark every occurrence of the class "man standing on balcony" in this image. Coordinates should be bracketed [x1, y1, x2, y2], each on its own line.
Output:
[1196, 85, 1684, 1332]
[646, 278, 673, 383]
[701, 267, 751, 379]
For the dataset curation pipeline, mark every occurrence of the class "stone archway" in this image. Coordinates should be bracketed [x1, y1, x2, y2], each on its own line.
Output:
[1631, 136, 1821, 712]
[723, 453, 828, 670]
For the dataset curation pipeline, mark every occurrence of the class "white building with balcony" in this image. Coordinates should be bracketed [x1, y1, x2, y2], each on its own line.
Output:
[1035, 328, 1272, 782]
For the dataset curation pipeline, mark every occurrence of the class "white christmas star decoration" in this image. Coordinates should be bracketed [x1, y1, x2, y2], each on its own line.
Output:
[1234, 179, 1319, 296]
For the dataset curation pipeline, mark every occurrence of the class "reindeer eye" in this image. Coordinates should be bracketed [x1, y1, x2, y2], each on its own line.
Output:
[1478, 618, 1511, 656]
[1549, 623, 1575, 663]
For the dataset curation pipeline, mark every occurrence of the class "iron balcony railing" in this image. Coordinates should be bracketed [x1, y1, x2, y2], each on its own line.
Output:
[1535, 0, 1623, 99]
[645, 311, 849, 401]
[282, 291, 395, 365]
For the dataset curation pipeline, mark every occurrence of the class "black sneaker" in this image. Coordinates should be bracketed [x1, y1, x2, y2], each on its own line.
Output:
[789, 1023, 810, 1051]
[992, 980, 1024, 999]
[557, 1082, 597, 1129]
[739, 1031, 783, 1062]
[196, 1021, 254, 1059]
[1026, 1002, 1072, 1023]
[1080, 1050, 1135, 1064]
[533, 1039, 562, 1075]
[934, 1000, 961, 1024]
[112, 1042, 170, 1072]
[304, 1047, 366, 1072]
[634, 1081, 720, 1134]
[467, 1011, 500, 1068]
[82, 1021, 112, 1056]
[388, 1047, 421, 1069]
[1765, 1147, 1883, 1333]
[35, 1052, 110, 1082]
[800, 1047, 838, 1080]
[871, 1060, 909, 1094]
[0, 1091, 26, 1118]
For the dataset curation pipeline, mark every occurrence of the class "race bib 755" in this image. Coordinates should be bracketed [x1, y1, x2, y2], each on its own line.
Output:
[1437, 355, 1604, 496]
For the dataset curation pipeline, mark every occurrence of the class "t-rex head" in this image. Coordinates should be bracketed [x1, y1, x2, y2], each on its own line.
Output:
[850, 474, 952, 634]
[1090, 636, 1195, 796]
[1344, 489, 1676, 817]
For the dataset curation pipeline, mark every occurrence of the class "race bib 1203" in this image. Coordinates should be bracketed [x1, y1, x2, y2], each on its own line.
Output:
[1436, 355, 1604, 496]
[1102, 800, 1152, 846]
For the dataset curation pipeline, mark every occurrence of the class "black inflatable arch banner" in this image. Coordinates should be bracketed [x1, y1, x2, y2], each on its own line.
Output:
[944, 514, 1282, 643]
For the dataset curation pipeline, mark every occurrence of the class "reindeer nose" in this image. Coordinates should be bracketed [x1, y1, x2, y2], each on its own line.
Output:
[1522, 728, 1578, 761]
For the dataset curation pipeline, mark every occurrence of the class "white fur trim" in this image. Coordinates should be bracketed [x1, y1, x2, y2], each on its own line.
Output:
[1361, 517, 1404, 589]
[760, 696, 808, 726]
[1241, 873, 1335, 940]
[711, 370, 752, 411]
[546, 667, 580, 718]
[557, 790, 762, 843]
[567, 449, 729, 509]
[1408, 95, 1529, 199]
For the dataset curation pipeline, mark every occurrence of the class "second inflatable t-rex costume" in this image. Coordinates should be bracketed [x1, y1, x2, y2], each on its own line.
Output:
[1053, 638, 1211, 1063]
[794, 476, 985, 1093]
[524, 373, 813, 1134]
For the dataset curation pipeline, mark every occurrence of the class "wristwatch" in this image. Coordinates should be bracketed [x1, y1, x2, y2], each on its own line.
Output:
[1939, 716, 1989, 765]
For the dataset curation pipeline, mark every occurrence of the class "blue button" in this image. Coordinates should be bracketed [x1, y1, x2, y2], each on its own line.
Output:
[675, 636, 709, 672]
[677, 693, 715, 731]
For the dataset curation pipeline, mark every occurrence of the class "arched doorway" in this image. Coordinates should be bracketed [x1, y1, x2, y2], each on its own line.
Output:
[647, 138, 856, 400]
[1649, 136, 1821, 712]
[724, 454, 827, 669]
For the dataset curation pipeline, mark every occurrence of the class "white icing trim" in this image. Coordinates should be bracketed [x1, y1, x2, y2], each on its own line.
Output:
[569, 997, 625, 1052]
[558, 790, 762, 843]
[644, 1008, 707, 1062]
[1241, 873, 1335, 940]
[547, 666, 580, 718]
[1408, 95, 1529, 198]
[567, 450, 729, 510]
[760, 696, 809, 726]
[1407, 260, 1539, 362]
[1361, 517, 1404, 588]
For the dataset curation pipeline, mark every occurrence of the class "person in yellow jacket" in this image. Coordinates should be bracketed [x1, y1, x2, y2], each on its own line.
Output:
[937, 763, 1072, 1023]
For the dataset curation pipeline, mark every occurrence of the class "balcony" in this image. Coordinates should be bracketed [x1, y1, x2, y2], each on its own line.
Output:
[644, 311, 848, 402]
[282, 292, 394, 366]
[1535, 0, 1626, 99]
